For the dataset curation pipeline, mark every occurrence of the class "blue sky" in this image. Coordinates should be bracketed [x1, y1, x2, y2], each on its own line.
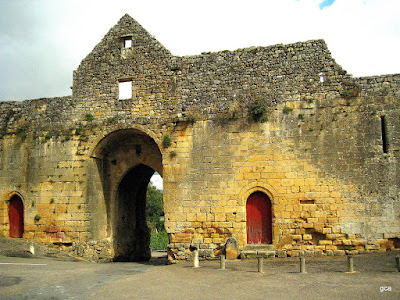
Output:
[0, 0, 399, 101]
[319, 0, 336, 9]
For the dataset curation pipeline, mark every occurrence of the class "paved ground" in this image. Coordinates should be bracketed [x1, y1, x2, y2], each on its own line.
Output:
[1, 249, 399, 300]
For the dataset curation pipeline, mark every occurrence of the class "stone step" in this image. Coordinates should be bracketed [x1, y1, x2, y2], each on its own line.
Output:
[243, 244, 275, 251]
[240, 250, 276, 259]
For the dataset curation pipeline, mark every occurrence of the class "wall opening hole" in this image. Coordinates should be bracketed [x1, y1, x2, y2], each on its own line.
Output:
[388, 238, 400, 248]
[135, 144, 142, 156]
[380, 116, 388, 153]
[119, 80, 132, 100]
[300, 199, 315, 204]
[124, 38, 132, 48]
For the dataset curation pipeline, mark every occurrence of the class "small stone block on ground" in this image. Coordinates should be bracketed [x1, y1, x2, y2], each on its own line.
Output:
[240, 250, 257, 259]
[257, 250, 276, 258]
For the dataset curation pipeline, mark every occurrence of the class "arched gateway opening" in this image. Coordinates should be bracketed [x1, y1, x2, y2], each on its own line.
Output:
[92, 129, 163, 261]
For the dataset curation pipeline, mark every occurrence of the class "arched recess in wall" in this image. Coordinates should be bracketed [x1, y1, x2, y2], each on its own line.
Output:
[238, 182, 277, 245]
[90, 128, 163, 261]
[91, 125, 163, 159]
[246, 192, 272, 244]
[8, 193, 25, 238]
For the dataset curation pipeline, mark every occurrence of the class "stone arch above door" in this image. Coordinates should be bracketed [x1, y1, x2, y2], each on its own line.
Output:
[238, 182, 277, 207]
[238, 182, 278, 246]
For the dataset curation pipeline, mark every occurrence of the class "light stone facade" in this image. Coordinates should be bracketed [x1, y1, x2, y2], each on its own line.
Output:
[0, 14, 399, 261]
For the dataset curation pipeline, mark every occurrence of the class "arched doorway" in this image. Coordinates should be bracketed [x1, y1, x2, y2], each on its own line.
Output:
[9, 195, 24, 238]
[246, 192, 272, 244]
[91, 128, 164, 261]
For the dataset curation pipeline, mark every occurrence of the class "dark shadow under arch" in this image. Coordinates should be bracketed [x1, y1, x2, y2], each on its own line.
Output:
[114, 164, 155, 261]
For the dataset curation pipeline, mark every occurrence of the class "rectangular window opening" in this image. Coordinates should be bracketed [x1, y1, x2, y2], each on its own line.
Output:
[119, 80, 132, 99]
[380, 116, 388, 153]
[124, 38, 132, 48]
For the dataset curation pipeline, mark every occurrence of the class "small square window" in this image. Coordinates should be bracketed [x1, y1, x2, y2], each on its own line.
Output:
[124, 38, 132, 48]
[119, 81, 132, 99]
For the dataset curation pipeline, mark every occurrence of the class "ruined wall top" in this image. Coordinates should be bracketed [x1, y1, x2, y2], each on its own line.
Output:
[1, 14, 399, 135]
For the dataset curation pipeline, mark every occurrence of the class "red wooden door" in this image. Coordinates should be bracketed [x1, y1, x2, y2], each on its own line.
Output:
[246, 192, 272, 244]
[9, 196, 24, 238]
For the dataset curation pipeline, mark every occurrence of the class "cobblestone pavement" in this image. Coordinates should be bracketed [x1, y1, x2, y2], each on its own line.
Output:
[1, 250, 399, 300]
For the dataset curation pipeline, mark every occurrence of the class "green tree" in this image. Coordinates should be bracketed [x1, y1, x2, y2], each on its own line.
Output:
[146, 182, 168, 250]
[146, 182, 164, 231]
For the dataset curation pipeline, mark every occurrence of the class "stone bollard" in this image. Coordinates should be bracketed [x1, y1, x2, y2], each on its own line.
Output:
[258, 257, 264, 273]
[224, 237, 239, 260]
[220, 254, 226, 270]
[395, 255, 400, 272]
[29, 242, 35, 255]
[346, 254, 355, 273]
[299, 253, 306, 273]
[193, 249, 199, 268]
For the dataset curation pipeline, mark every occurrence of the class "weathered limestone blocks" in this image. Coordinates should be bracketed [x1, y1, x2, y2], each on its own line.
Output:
[1, 14, 399, 262]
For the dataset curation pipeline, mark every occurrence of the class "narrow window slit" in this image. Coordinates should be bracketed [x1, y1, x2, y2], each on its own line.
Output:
[300, 200, 315, 205]
[380, 116, 388, 153]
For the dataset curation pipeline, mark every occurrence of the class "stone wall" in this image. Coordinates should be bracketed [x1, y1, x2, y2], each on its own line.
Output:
[1, 14, 399, 261]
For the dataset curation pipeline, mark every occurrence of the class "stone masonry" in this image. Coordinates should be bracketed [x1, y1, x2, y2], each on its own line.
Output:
[0, 14, 399, 261]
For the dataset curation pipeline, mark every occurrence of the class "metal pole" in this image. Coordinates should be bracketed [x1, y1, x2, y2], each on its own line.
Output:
[347, 255, 355, 273]
[258, 256, 264, 273]
[220, 254, 226, 270]
[193, 250, 199, 268]
[395, 255, 400, 272]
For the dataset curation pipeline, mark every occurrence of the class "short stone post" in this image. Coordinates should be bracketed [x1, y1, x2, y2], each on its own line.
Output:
[193, 249, 199, 268]
[299, 252, 306, 273]
[258, 256, 264, 273]
[220, 254, 226, 270]
[29, 242, 35, 255]
[395, 255, 400, 272]
[224, 237, 239, 260]
[346, 254, 355, 273]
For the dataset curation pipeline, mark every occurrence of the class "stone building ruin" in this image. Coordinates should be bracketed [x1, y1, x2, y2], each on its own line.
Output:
[1, 14, 399, 261]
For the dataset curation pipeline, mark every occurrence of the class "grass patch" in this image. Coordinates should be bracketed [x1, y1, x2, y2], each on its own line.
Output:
[283, 106, 294, 114]
[248, 99, 266, 122]
[105, 116, 119, 125]
[162, 135, 171, 148]
[150, 230, 169, 251]
[85, 113, 94, 122]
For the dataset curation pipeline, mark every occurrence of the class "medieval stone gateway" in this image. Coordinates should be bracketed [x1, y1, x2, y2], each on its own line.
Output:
[0, 14, 399, 261]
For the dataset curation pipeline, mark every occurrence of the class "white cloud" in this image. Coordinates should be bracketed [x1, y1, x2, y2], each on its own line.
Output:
[151, 173, 163, 190]
[0, 0, 399, 100]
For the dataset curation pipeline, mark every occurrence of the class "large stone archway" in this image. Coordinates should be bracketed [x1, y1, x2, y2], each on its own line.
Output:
[90, 128, 163, 261]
